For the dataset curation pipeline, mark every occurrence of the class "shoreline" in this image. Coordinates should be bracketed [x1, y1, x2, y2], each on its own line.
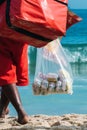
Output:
[0, 114, 87, 130]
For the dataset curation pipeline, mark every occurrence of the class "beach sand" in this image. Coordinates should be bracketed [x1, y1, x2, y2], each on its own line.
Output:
[0, 114, 87, 130]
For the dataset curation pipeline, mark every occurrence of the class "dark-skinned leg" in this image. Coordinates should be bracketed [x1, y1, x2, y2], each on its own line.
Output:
[0, 88, 9, 118]
[2, 83, 29, 124]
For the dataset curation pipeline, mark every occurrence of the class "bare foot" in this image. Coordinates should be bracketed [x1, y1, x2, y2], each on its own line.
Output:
[0, 108, 9, 118]
[5, 108, 9, 115]
[18, 115, 29, 124]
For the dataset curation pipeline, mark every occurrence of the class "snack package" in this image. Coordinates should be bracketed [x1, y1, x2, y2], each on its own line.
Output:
[32, 38, 73, 95]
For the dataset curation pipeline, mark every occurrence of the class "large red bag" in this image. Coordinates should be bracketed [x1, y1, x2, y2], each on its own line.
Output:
[0, 0, 68, 47]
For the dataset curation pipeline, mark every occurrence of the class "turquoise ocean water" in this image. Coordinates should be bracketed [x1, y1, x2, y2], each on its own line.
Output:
[9, 9, 87, 116]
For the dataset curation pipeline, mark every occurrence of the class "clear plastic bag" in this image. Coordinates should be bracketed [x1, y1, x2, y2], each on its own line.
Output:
[32, 38, 73, 95]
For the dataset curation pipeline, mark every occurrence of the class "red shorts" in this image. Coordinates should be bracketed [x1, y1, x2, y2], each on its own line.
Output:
[0, 37, 29, 86]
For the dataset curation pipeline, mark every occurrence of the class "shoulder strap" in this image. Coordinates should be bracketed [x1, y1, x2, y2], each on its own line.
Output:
[0, 0, 6, 5]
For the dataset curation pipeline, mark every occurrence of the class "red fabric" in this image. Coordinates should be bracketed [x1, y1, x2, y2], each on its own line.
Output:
[66, 10, 82, 30]
[0, 37, 29, 86]
[0, 0, 68, 47]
